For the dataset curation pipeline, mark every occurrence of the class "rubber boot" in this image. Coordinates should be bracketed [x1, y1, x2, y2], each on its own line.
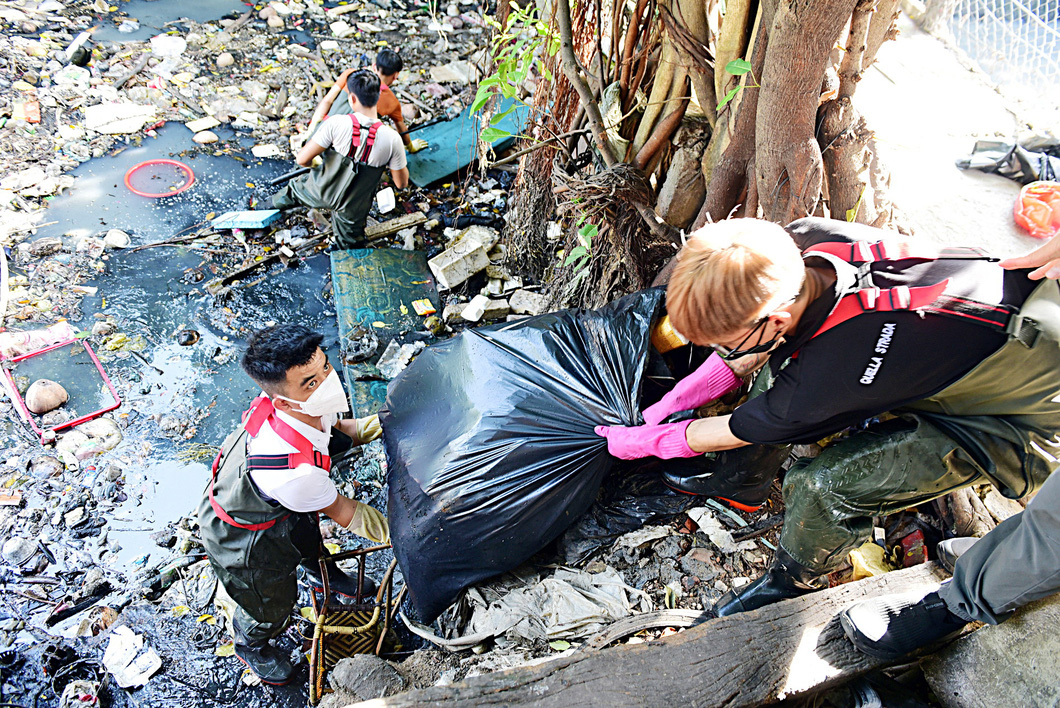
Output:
[300, 560, 377, 601]
[936, 537, 978, 574]
[662, 444, 790, 512]
[714, 548, 820, 617]
[840, 588, 969, 660]
[233, 639, 294, 685]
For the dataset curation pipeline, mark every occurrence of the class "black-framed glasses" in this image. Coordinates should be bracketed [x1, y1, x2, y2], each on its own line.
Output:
[710, 317, 780, 361]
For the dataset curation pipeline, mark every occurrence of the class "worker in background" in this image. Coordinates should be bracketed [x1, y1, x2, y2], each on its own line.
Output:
[841, 230, 1060, 659]
[198, 324, 389, 685]
[595, 217, 1060, 620]
[304, 48, 428, 154]
[272, 70, 408, 250]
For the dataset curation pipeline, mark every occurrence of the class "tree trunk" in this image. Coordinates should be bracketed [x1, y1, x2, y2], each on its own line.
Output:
[755, 0, 859, 223]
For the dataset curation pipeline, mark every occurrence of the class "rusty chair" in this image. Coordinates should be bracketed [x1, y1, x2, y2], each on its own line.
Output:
[305, 544, 406, 704]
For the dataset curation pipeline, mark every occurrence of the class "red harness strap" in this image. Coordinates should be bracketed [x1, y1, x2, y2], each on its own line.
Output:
[797, 240, 1012, 353]
[346, 116, 383, 162]
[806, 240, 995, 265]
[208, 396, 330, 531]
[242, 395, 331, 471]
[811, 281, 950, 340]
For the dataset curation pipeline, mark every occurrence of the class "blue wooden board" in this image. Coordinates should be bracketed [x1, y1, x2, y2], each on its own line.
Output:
[211, 209, 281, 230]
[330, 248, 440, 416]
[406, 97, 529, 187]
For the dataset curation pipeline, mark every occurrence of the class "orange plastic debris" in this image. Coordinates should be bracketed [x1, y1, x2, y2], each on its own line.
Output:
[12, 100, 40, 123]
[1014, 180, 1060, 239]
[412, 299, 437, 316]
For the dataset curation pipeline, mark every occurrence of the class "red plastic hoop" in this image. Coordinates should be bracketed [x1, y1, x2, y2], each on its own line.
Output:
[124, 158, 196, 198]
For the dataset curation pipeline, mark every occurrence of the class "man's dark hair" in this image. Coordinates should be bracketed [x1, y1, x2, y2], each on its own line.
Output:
[346, 69, 380, 108]
[375, 49, 403, 77]
[242, 325, 324, 394]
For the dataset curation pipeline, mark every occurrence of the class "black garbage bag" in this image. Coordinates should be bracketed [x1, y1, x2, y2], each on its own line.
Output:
[956, 139, 1060, 184]
[380, 288, 665, 622]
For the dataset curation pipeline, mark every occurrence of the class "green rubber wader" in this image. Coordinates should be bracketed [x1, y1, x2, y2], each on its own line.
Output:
[197, 429, 320, 642]
[781, 279, 1060, 572]
[272, 148, 386, 250]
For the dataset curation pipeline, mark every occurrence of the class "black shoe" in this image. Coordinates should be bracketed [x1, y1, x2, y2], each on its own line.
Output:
[714, 548, 820, 616]
[300, 561, 377, 600]
[662, 444, 789, 512]
[840, 589, 969, 660]
[233, 641, 295, 685]
[937, 537, 978, 574]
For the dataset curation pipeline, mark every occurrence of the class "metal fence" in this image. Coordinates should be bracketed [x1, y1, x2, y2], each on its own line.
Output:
[945, 0, 1060, 114]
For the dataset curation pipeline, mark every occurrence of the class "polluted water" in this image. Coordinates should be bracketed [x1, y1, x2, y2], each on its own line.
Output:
[0, 120, 350, 707]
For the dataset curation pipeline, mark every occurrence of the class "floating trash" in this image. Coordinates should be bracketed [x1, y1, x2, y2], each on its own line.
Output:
[176, 330, 200, 346]
[124, 159, 196, 198]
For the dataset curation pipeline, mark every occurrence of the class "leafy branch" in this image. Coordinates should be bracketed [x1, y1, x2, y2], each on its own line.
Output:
[472, 1, 559, 144]
[716, 58, 760, 111]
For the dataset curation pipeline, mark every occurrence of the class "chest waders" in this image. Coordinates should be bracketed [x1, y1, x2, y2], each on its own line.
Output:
[275, 116, 387, 250]
[776, 239, 1060, 572]
[197, 396, 332, 635]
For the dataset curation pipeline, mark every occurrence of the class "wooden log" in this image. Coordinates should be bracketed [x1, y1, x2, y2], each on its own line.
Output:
[348, 564, 949, 708]
[364, 212, 427, 242]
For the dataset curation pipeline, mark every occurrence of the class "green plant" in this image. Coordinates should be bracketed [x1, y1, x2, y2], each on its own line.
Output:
[716, 58, 760, 111]
[472, 1, 560, 143]
[562, 216, 598, 283]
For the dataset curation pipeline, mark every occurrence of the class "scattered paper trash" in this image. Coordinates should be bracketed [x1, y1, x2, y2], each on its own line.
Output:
[376, 186, 396, 213]
[102, 626, 163, 688]
[686, 507, 756, 554]
[251, 144, 283, 158]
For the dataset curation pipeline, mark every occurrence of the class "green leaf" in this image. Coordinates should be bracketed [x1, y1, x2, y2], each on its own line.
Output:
[548, 640, 571, 651]
[471, 89, 493, 114]
[664, 585, 678, 609]
[479, 126, 512, 144]
[716, 87, 740, 111]
[577, 223, 598, 247]
[490, 105, 517, 125]
[725, 58, 752, 76]
[564, 246, 587, 265]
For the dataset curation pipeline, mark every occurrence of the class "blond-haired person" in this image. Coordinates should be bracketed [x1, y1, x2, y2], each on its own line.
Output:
[596, 217, 1060, 647]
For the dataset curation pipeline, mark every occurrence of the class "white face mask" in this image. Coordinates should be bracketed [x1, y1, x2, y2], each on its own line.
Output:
[276, 369, 350, 417]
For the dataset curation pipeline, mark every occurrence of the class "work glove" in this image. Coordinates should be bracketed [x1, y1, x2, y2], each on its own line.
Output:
[407, 138, 428, 154]
[641, 352, 742, 426]
[346, 501, 390, 544]
[310, 155, 323, 169]
[594, 420, 699, 460]
[351, 414, 382, 445]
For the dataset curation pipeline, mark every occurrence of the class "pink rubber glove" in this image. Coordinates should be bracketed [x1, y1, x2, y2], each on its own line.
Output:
[594, 420, 699, 460]
[642, 352, 742, 426]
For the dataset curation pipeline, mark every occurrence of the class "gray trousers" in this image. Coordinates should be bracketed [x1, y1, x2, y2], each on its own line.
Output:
[940, 469, 1060, 624]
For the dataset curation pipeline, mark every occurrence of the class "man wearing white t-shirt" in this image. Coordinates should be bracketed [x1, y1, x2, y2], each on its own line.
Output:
[198, 324, 388, 685]
[272, 69, 408, 249]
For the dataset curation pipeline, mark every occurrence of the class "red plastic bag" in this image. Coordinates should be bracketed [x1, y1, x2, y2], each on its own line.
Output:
[1014, 180, 1060, 239]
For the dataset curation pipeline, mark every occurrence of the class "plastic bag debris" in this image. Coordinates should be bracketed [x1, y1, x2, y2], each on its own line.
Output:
[382, 289, 665, 622]
[956, 140, 1060, 185]
[102, 625, 162, 688]
[686, 507, 757, 554]
[848, 542, 894, 581]
[1014, 181, 1060, 239]
[557, 464, 703, 564]
[457, 566, 646, 644]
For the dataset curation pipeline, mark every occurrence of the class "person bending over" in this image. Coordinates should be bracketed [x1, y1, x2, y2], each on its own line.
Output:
[597, 217, 1060, 619]
[198, 324, 388, 684]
